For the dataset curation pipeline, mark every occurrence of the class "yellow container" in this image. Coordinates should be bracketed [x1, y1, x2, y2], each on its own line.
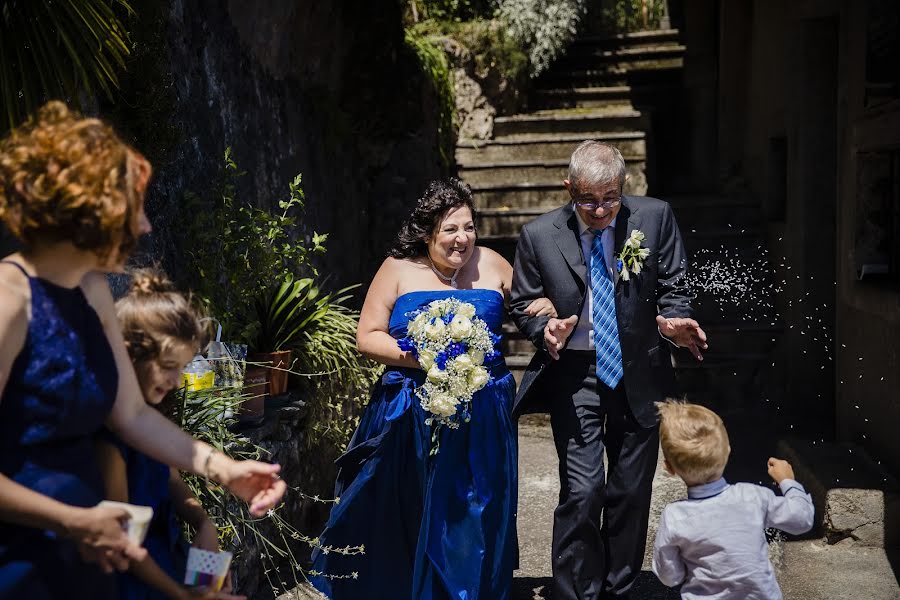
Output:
[182, 369, 215, 391]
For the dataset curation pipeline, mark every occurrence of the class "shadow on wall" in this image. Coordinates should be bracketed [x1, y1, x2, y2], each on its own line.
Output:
[104, 0, 447, 291]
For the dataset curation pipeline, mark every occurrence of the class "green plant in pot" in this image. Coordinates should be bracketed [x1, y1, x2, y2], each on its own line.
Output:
[250, 275, 324, 397]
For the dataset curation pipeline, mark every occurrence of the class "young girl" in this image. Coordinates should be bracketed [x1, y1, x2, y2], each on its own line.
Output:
[0, 101, 284, 599]
[95, 269, 244, 600]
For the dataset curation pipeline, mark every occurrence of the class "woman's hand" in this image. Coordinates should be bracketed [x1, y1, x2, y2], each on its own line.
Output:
[67, 504, 147, 573]
[218, 459, 286, 517]
[524, 297, 558, 318]
[191, 518, 220, 552]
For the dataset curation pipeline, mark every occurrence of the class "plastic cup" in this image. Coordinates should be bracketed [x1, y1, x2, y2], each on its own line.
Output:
[98, 500, 153, 545]
[184, 547, 233, 591]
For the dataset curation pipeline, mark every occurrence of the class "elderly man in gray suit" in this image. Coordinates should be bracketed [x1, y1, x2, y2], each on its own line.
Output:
[510, 141, 707, 599]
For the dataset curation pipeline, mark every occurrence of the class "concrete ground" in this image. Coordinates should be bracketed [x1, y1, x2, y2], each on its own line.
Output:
[284, 417, 900, 599]
[514, 417, 900, 600]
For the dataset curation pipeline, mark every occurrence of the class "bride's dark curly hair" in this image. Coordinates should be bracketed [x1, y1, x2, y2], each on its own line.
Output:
[389, 178, 477, 259]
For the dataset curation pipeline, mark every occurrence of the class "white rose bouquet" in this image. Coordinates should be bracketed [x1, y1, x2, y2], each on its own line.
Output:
[397, 298, 500, 447]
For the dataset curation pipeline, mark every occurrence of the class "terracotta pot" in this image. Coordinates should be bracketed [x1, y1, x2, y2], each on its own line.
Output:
[241, 365, 268, 419]
[248, 349, 293, 397]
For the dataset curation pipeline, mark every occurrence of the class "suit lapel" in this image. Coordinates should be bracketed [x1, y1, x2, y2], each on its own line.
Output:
[553, 204, 587, 289]
[613, 199, 638, 288]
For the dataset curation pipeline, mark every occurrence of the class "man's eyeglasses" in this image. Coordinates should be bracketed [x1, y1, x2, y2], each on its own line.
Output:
[574, 198, 621, 211]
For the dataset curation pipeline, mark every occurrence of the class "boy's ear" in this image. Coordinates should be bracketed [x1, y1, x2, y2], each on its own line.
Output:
[663, 457, 676, 476]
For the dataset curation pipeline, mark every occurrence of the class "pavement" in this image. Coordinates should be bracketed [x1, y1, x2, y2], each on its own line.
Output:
[283, 416, 900, 599]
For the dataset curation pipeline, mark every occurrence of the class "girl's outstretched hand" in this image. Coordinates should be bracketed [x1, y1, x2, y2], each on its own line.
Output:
[221, 460, 286, 516]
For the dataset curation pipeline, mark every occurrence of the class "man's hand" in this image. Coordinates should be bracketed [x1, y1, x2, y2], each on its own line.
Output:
[655, 315, 708, 361]
[767, 458, 795, 484]
[544, 315, 578, 360]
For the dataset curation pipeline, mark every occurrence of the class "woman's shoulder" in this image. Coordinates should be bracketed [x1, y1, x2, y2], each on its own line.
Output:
[475, 246, 512, 272]
[0, 263, 30, 346]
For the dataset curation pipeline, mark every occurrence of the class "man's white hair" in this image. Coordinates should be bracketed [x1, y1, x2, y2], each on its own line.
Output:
[568, 140, 626, 193]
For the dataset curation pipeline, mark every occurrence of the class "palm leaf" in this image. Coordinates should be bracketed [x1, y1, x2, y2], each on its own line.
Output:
[0, 0, 133, 132]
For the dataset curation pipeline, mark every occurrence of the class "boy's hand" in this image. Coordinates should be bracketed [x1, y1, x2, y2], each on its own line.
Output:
[767, 457, 795, 484]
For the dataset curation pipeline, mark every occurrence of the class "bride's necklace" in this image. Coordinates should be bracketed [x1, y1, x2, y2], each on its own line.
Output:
[428, 255, 459, 289]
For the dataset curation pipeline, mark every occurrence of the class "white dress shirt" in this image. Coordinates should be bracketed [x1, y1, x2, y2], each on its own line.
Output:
[567, 209, 617, 351]
[652, 477, 815, 599]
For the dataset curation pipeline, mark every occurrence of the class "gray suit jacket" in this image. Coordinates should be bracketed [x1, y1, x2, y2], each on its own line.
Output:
[509, 196, 693, 427]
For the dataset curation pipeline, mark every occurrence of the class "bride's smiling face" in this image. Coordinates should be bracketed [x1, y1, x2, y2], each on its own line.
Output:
[427, 205, 477, 272]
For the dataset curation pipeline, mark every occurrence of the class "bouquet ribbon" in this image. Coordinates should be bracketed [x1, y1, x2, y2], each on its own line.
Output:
[381, 370, 415, 422]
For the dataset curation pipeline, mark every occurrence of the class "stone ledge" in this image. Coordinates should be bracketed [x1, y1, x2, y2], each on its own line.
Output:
[776, 438, 900, 548]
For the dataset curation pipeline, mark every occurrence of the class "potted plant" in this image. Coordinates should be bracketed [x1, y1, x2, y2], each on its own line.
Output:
[249, 275, 324, 396]
[176, 149, 328, 414]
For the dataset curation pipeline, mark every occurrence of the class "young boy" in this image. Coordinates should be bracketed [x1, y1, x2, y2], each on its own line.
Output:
[652, 401, 815, 599]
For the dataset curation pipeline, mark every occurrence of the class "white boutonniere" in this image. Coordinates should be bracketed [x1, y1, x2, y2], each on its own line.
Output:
[616, 229, 651, 281]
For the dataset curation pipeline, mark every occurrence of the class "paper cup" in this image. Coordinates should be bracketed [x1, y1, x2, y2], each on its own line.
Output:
[98, 500, 153, 546]
[184, 547, 233, 591]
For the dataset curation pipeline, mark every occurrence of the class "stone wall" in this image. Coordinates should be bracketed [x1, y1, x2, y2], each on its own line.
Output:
[106, 0, 445, 288]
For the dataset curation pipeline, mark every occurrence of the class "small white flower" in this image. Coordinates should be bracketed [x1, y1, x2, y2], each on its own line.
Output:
[621, 266, 631, 281]
[453, 354, 474, 371]
[456, 303, 476, 318]
[448, 315, 473, 340]
[425, 318, 446, 340]
[419, 349, 436, 370]
[469, 349, 485, 365]
[427, 364, 448, 383]
[468, 366, 489, 391]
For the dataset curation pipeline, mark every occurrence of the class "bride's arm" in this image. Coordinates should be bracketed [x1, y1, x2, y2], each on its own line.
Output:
[357, 258, 420, 369]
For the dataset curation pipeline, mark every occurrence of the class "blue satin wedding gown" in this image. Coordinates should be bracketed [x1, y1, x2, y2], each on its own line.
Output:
[311, 289, 518, 600]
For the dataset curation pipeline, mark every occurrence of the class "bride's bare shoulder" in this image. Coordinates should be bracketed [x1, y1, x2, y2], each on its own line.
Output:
[475, 246, 512, 271]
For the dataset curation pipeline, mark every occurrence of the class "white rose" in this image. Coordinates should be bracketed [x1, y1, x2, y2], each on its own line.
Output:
[429, 302, 444, 317]
[430, 393, 458, 417]
[448, 315, 473, 341]
[453, 354, 474, 371]
[468, 366, 489, 391]
[425, 319, 446, 340]
[427, 364, 448, 383]
[419, 349, 436, 370]
[456, 303, 476, 319]
[469, 349, 485, 365]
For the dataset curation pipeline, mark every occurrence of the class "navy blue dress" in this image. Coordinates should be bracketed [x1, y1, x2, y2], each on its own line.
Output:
[99, 432, 189, 600]
[0, 262, 119, 599]
[311, 289, 518, 600]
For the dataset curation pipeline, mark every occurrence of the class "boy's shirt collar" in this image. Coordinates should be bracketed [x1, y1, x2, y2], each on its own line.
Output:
[687, 477, 729, 500]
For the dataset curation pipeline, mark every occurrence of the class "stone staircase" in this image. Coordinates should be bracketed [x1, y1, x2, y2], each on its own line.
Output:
[457, 28, 782, 410]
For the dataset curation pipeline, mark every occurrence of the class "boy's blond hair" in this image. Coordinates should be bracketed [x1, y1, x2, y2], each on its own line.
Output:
[656, 401, 731, 486]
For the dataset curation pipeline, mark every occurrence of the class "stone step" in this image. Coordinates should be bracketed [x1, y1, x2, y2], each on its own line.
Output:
[459, 156, 645, 189]
[493, 108, 647, 139]
[570, 28, 683, 51]
[550, 44, 685, 75]
[537, 67, 682, 93]
[777, 438, 900, 547]
[456, 132, 646, 164]
[531, 86, 634, 110]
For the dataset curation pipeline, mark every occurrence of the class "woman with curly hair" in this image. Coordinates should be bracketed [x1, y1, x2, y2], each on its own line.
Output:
[310, 179, 555, 600]
[0, 102, 285, 599]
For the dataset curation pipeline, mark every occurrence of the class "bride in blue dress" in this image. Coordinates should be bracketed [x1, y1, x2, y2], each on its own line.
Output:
[311, 179, 555, 600]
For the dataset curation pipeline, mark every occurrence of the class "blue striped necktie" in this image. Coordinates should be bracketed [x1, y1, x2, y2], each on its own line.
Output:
[590, 228, 623, 389]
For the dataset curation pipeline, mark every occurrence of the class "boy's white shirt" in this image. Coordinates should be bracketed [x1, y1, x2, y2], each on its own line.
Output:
[652, 477, 814, 600]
